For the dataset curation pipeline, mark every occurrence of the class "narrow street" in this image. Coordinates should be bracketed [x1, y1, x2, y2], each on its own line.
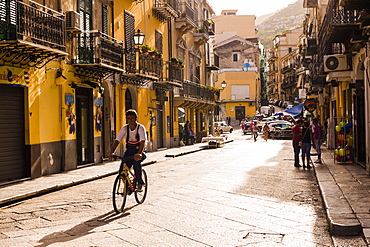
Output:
[1, 130, 334, 246]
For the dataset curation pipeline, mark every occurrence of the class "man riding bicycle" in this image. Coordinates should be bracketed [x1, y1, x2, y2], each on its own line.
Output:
[109, 109, 147, 191]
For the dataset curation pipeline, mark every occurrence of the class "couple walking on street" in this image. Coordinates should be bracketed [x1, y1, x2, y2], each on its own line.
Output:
[292, 118, 323, 168]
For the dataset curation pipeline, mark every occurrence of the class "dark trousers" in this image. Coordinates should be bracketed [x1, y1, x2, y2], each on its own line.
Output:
[292, 141, 301, 166]
[124, 145, 146, 184]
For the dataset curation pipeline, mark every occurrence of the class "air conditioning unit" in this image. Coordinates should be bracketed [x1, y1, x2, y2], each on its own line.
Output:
[324, 54, 349, 72]
[65, 11, 81, 32]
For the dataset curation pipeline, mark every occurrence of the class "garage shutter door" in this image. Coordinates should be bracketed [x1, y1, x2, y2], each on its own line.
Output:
[0, 85, 26, 182]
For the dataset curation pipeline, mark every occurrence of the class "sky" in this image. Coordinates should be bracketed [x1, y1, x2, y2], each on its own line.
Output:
[208, 0, 298, 17]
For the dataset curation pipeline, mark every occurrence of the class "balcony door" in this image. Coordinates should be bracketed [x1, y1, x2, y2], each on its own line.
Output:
[78, 0, 93, 63]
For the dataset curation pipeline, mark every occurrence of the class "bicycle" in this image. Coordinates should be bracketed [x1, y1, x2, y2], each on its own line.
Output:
[112, 155, 148, 213]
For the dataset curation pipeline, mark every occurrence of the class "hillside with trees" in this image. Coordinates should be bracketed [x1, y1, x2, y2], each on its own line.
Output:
[257, 0, 306, 49]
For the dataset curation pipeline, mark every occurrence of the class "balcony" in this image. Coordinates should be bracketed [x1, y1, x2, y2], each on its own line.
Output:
[121, 52, 164, 86]
[0, 0, 67, 68]
[340, 0, 368, 10]
[206, 54, 220, 70]
[281, 65, 295, 74]
[72, 31, 124, 77]
[175, 2, 197, 33]
[193, 23, 210, 45]
[138, 53, 163, 80]
[318, 0, 361, 55]
[153, 0, 179, 22]
[174, 80, 217, 109]
[154, 62, 183, 91]
[203, 19, 215, 36]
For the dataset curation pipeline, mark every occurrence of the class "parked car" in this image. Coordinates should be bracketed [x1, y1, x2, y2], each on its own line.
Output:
[214, 121, 233, 133]
[286, 104, 294, 109]
[268, 120, 294, 139]
[242, 122, 252, 135]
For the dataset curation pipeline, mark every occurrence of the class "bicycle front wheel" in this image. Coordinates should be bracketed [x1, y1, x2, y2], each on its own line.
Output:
[134, 169, 148, 204]
[112, 175, 128, 213]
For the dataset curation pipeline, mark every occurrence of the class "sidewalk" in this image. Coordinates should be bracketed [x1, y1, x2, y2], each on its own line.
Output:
[0, 143, 207, 207]
[318, 146, 370, 242]
[1, 140, 370, 242]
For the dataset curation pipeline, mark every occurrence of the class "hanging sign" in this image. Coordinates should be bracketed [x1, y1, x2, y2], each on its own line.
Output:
[0, 66, 30, 86]
[304, 98, 317, 112]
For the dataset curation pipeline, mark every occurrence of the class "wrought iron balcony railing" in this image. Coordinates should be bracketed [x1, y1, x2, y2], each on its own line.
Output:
[138, 53, 163, 79]
[0, 0, 66, 51]
[318, 0, 360, 56]
[175, 80, 216, 102]
[0, 0, 66, 67]
[175, 2, 197, 33]
[193, 22, 210, 45]
[72, 31, 124, 74]
[168, 63, 183, 83]
[153, 0, 179, 21]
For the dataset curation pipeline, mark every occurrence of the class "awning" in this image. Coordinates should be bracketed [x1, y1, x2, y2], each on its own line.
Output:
[283, 103, 304, 117]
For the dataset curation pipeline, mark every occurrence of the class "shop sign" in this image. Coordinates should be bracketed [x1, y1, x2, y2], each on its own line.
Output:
[304, 98, 316, 112]
[65, 94, 74, 105]
[0, 66, 30, 86]
[94, 97, 103, 106]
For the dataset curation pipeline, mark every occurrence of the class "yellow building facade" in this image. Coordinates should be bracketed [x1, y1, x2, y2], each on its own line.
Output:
[0, 0, 218, 182]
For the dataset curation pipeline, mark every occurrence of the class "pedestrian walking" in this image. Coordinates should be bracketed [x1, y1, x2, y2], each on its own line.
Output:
[263, 122, 269, 141]
[301, 121, 312, 169]
[292, 119, 303, 167]
[184, 120, 190, 145]
[312, 118, 323, 163]
[252, 121, 259, 142]
[227, 116, 231, 126]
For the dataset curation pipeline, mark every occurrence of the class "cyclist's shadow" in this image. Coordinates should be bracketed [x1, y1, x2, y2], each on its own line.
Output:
[35, 208, 138, 247]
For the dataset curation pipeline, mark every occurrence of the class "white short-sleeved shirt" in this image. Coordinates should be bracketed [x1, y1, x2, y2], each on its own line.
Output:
[115, 123, 147, 143]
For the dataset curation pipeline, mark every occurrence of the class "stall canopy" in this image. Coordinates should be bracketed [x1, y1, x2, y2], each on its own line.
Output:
[283, 103, 304, 117]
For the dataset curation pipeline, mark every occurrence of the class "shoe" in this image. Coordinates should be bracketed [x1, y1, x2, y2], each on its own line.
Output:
[307, 164, 312, 169]
[303, 165, 306, 168]
[294, 164, 302, 167]
[136, 184, 144, 192]
[314, 159, 322, 163]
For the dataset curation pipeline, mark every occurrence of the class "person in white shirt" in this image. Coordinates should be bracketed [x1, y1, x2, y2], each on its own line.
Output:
[109, 109, 147, 191]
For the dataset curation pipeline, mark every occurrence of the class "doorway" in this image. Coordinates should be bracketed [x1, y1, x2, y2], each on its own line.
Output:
[76, 87, 94, 165]
[235, 106, 245, 124]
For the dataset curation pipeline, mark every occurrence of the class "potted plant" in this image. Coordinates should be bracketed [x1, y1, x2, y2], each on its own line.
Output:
[139, 44, 151, 54]
[170, 57, 178, 66]
[178, 59, 184, 68]
[149, 48, 158, 57]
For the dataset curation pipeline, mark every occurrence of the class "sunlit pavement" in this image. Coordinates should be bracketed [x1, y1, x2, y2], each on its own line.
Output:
[0, 127, 368, 246]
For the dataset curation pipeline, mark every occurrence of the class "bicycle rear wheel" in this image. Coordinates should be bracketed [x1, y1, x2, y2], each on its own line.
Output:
[112, 175, 128, 213]
[134, 169, 148, 204]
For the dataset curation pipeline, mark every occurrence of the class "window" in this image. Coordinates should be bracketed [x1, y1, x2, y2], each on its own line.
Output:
[233, 53, 239, 62]
[231, 85, 250, 100]
[155, 30, 163, 54]
[102, 4, 108, 34]
[80, 0, 92, 31]
[124, 11, 135, 73]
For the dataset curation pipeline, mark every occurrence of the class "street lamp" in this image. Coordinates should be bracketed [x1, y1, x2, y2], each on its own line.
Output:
[221, 80, 227, 90]
[133, 29, 145, 46]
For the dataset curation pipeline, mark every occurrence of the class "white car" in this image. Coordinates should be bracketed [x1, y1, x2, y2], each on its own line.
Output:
[214, 121, 233, 133]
